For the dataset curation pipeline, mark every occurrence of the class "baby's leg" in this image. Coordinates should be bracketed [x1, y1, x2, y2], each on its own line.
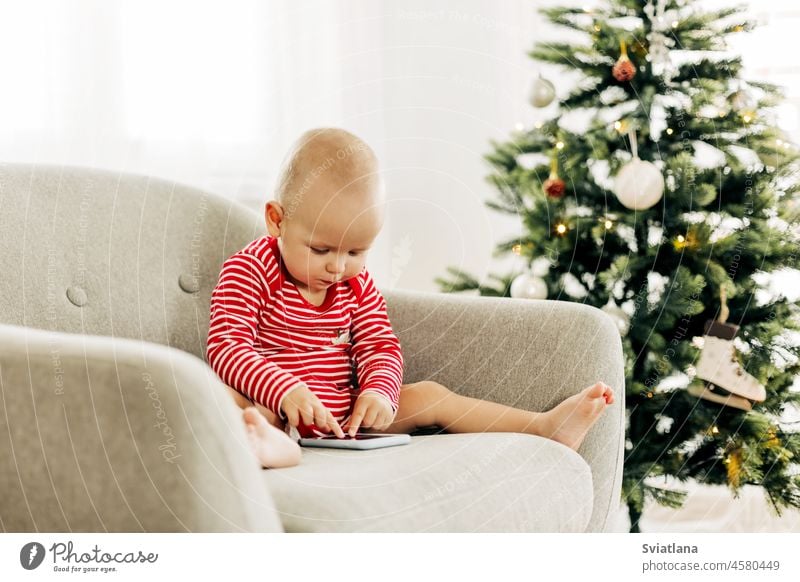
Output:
[227, 386, 285, 429]
[226, 386, 300, 468]
[366, 381, 442, 435]
[243, 407, 302, 468]
[373, 381, 613, 451]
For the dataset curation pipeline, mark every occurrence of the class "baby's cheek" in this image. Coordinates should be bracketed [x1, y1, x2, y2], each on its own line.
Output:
[351, 259, 367, 277]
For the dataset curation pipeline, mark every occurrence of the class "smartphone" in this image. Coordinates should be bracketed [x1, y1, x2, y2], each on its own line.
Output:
[297, 432, 411, 450]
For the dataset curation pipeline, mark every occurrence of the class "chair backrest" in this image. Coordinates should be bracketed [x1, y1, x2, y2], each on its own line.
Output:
[0, 163, 266, 360]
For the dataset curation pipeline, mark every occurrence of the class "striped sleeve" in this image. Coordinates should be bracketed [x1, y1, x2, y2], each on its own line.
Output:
[349, 270, 404, 412]
[206, 250, 304, 419]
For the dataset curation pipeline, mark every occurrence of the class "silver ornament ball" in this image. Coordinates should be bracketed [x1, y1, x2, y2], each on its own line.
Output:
[510, 272, 548, 300]
[614, 158, 664, 210]
[528, 75, 556, 108]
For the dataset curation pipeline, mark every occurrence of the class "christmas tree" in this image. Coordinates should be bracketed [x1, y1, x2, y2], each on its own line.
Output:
[437, 0, 800, 531]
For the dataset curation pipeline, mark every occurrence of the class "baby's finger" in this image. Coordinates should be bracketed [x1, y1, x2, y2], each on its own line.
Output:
[284, 408, 299, 429]
[299, 405, 315, 427]
[361, 407, 379, 429]
[379, 411, 395, 430]
[327, 412, 346, 438]
[347, 408, 365, 437]
[312, 403, 330, 430]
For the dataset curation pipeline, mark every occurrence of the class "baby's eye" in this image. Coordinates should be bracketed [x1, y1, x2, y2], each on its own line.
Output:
[310, 247, 328, 255]
[349, 251, 364, 257]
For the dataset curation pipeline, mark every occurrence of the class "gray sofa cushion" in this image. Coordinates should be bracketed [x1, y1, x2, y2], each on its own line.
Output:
[263, 433, 593, 532]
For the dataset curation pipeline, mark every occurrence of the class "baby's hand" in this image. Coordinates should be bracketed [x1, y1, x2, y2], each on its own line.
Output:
[280, 383, 345, 438]
[343, 392, 395, 437]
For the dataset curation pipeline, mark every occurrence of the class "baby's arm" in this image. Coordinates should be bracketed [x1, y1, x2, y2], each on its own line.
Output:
[206, 251, 304, 420]
[349, 271, 404, 413]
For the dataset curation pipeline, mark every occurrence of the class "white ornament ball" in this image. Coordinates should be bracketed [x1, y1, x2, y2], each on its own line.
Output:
[613, 158, 664, 210]
[602, 302, 631, 336]
[731, 89, 755, 113]
[528, 76, 556, 108]
[510, 272, 548, 300]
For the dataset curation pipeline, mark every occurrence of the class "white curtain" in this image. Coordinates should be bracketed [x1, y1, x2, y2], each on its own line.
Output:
[0, 0, 373, 207]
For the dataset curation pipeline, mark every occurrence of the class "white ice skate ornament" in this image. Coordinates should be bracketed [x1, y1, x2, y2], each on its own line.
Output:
[695, 336, 766, 403]
[687, 383, 753, 412]
[688, 288, 766, 411]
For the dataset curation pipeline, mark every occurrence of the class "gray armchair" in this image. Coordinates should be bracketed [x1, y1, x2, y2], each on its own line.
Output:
[0, 163, 624, 532]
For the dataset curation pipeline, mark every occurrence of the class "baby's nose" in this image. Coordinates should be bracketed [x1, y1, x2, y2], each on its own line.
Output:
[327, 257, 346, 275]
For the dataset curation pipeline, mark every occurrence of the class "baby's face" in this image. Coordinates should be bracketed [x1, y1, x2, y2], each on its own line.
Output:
[267, 191, 383, 295]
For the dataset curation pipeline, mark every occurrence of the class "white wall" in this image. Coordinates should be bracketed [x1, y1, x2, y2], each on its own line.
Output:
[373, 0, 547, 291]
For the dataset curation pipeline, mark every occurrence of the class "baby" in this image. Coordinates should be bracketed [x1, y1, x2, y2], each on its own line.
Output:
[207, 127, 614, 469]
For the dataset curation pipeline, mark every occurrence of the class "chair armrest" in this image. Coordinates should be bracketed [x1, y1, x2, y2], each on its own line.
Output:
[383, 290, 625, 532]
[0, 323, 283, 532]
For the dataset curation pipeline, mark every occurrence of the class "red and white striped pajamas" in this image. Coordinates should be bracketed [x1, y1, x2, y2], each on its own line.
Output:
[207, 235, 403, 438]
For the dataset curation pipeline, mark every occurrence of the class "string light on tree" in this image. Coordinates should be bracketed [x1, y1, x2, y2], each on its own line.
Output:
[673, 227, 699, 250]
[613, 119, 630, 134]
[730, 84, 757, 124]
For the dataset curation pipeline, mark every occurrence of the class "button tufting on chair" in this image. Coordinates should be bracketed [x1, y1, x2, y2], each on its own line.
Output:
[179, 273, 200, 293]
[66, 286, 88, 307]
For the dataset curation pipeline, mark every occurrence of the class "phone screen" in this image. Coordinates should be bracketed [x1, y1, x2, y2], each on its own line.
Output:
[315, 434, 392, 440]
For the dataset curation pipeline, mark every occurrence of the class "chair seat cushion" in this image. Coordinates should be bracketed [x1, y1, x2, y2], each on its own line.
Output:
[262, 432, 593, 532]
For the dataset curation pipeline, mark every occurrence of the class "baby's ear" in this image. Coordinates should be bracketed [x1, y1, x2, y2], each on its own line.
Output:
[265, 201, 285, 234]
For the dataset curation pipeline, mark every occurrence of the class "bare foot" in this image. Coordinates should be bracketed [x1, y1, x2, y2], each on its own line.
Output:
[533, 382, 614, 451]
[243, 406, 302, 468]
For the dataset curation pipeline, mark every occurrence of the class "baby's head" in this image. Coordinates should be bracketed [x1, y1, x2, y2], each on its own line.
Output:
[265, 128, 384, 295]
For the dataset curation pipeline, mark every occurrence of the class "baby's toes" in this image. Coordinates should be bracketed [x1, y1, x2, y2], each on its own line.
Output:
[584, 382, 606, 399]
[245, 424, 259, 446]
[244, 407, 271, 434]
[242, 406, 260, 424]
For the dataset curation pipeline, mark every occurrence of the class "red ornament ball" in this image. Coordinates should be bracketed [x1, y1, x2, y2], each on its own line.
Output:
[544, 176, 566, 198]
[613, 58, 636, 82]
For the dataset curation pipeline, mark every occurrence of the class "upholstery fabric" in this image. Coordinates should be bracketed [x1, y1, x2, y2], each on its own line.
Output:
[264, 432, 593, 532]
[0, 163, 624, 532]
